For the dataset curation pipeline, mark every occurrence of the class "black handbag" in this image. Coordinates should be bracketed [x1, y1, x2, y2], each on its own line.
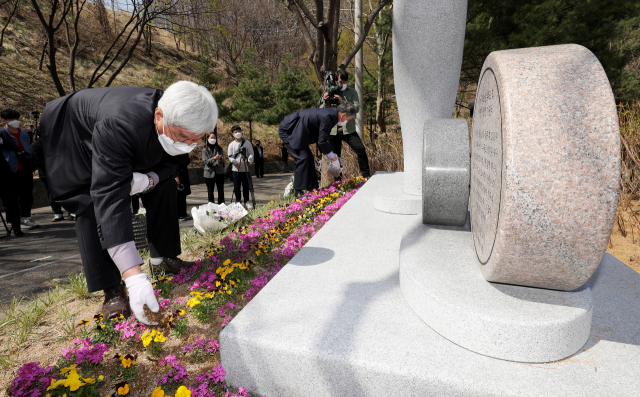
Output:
[224, 162, 233, 180]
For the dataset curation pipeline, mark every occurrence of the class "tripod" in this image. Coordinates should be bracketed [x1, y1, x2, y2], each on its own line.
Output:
[230, 148, 256, 209]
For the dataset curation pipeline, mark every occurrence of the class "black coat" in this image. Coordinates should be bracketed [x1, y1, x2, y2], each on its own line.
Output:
[40, 86, 180, 250]
[278, 107, 337, 155]
[176, 154, 191, 196]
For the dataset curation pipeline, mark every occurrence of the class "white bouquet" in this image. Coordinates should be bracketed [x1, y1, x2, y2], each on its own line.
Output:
[191, 202, 248, 233]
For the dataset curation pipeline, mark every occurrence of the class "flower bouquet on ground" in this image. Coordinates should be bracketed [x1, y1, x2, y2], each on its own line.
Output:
[191, 203, 248, 233]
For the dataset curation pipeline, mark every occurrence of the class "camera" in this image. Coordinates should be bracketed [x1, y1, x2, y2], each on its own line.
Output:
[324, 71, 343, 106]
[239, 146, 247, 156]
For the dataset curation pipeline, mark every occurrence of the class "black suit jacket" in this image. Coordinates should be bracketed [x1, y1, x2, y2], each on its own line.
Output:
[278, 107, 337, 155]
[40, 86, 179, 249]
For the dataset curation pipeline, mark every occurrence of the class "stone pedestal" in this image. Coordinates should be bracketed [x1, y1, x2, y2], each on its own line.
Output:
[372, 172, 421, 215]
[220, 173, 640, 396]
[399, 216, 593, 363]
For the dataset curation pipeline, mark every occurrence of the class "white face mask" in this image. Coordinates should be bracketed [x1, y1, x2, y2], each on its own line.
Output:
[156, 121, 197, 156]
[234, 132, 242, 139]
[208, 138, 216, 145]
[340, 83, 348, 91]
[7, 120, 20, 128]
[337, 116, 348, 127]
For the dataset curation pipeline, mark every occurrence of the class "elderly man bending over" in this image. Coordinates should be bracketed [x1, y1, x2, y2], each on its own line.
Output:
[40, 81, 217, 324]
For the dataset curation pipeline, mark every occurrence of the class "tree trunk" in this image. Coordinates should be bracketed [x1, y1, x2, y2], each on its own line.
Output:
[0, 0, 19, 48]
[249, 120, 253, 142]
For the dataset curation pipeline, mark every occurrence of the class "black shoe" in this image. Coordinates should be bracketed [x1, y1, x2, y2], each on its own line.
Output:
[13, 228, 24, 237]
[294, 190, 304, 198]
[153, 257, 196, 275]
[102, 283, 131, 319]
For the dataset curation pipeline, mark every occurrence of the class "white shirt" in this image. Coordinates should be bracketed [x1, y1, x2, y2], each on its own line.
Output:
[227, 139, 254, 172]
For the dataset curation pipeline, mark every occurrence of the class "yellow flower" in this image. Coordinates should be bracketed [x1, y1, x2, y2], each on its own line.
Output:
[177, 310, 186, 316]
[121, 357, 136, 368]
[83, 377, 95, 384]
[175, 386, 191, 397]
[77, 320, 90, 326]
[118, 383, 130, 395]
[190, 291, 204, 296]
[215, 281, 221, 287]
[46, 379, 65, 391]
[63, 372, 85, 391]
[154, 332, 166, 343]
[205, 292, 215, 299]
[223, 259, 231, 266]
[158, 276, 166, 281]
[151, 386, 165, 397]
[141, 330, 153, 347]
[60, 365, 77, 374]
[187, 297, 201, 307]
[98, 375, 104, 381]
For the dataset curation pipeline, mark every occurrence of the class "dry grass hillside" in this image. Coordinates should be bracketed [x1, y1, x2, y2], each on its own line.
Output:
[0, 2, 205, 115]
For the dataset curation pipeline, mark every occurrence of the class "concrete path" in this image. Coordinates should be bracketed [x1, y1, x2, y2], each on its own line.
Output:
[0, 173, 292, 304]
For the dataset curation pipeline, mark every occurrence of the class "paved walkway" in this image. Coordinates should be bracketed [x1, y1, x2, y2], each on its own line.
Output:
[0, 173, 292, 304]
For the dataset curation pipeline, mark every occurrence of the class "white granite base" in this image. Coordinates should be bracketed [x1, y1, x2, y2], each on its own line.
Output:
[372, 172, 421, 214]
[220, 172, 640, 396]
[400, 216, 593, 363]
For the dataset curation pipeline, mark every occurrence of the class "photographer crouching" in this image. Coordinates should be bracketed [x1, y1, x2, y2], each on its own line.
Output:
[319, 70, 371, 179]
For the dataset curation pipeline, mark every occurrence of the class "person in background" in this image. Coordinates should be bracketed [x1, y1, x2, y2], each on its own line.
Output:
[0, 129, 22, 236]
[1, 109, 39, 230]
[227, 125, 254, 209]
[319, 70, 371, 179]
[30, 132, 64, 222]
[279, 103, 357, 196]
[176, 154, 192, 221]
[202, 129, 225, 204]
[281, 142, 290, 173]
[253, 140, 264, 178]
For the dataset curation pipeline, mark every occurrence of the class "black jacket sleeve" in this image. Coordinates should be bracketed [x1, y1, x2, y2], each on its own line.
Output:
[317, 113, 334, 155]
[90, 117, 137, 249]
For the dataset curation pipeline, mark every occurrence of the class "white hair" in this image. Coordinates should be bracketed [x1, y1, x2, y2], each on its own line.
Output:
[157, 80, 218, 136]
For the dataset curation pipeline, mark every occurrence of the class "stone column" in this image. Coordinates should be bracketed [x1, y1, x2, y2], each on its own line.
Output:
[393, 0, 468, 196]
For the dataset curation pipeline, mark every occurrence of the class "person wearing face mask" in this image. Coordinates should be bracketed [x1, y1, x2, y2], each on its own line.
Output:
[1, 109, 39, 231]
[0, 119, 22, 236]
[227, 126, 255, 209]
[39, 81, 217, 325]
[319, 69, 371, 179]
[279, 103, 357, 196]
[202, 128, 226, 204]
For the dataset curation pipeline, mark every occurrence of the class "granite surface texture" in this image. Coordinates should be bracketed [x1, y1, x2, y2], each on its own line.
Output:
[422, 119, 470, 226]
[220, 172, 640, 397]
[393, 0, 467, 196]
[471, 44, 621, 291]
[373, 172, 421, 215]
[400, 215, 592, 362]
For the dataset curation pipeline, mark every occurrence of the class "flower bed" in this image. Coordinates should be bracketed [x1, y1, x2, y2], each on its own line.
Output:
[7, 177, 367, 397]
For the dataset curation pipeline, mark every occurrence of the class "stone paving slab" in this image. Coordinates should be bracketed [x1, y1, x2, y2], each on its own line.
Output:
[220, 172, 640, 397]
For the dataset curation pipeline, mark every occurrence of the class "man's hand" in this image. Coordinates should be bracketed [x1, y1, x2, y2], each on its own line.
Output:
[124, 273, 159, 325]
[214, 154, 221, 160]
[322, 92, 343, 104]
[131, 172, 151, 196]
[323, 92, 330, 100]
[175, 177, 180, 184]
[330, 155, 338, 162]
[247, 161, 252, 166]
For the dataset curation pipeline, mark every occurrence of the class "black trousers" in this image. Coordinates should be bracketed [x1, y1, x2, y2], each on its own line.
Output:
[41, 177, 63, 214]
[131, 194, 141, 214]
[287, 145, 318, 191]
[75, 177, 181, 293]
[10, 170, 34, 217]
[255, 159, 264, 178]
[232, 171, 250, 203]
[177, 190, 188, 217]
[0, 173, 20, 227]
[328, 133, 371, 178]
[205, 174, 225, 204]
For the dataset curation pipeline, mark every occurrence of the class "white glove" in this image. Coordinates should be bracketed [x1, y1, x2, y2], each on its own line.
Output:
[124, 273, 159, 325]
[331, 159, 341, 169]
[130, 172, 150, 196]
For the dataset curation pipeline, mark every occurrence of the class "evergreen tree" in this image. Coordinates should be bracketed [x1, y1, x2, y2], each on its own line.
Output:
[265, 55, 320, 125]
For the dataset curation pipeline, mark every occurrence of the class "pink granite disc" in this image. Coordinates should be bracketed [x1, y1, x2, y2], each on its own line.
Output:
[470, 44, 621, 291]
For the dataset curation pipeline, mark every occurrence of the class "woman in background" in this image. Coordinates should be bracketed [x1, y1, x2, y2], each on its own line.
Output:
[202, 128, 225, 204]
